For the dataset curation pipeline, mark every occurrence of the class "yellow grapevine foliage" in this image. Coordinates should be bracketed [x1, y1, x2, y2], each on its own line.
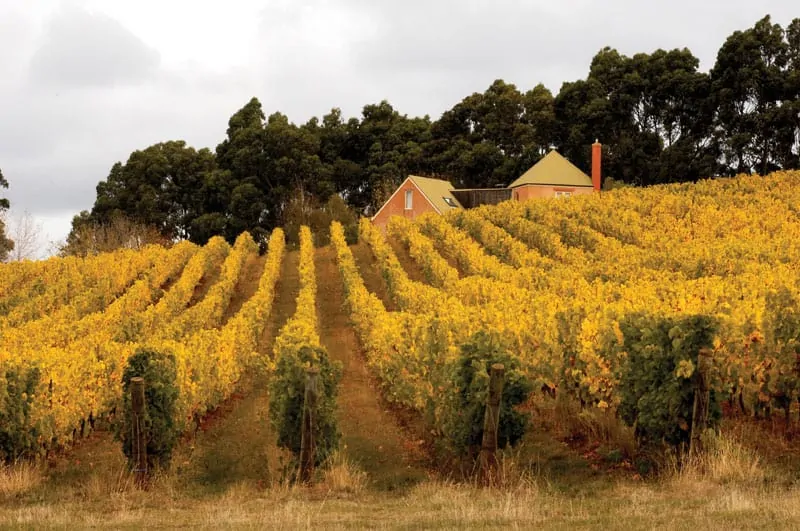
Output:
[0, 229, 286, 453]
[0, 241, 197, 353]
[267, 226, 341, 462]
[0, 249, 121, 303]
[447, 208, 552, 271]
[359, 217, 453, 314]
[417, 212, 515, 282]
[386, 216, 460, 289]
[133, 236, 231, 340]
[383, 215, 533, 309]
[217, 227, 285, 373]
[372, 217, 558, 380]
[0, 241, 198, 444]
[357, 220, 557, 408]
[0, 246, 164, 330]
[346, 170, 800, 421]
[272, 226, 320, 362]
[416, 212, 555, 299]
[158, 232, 257, 341]
[151, 228, 285, 426]
[429, 171, 800, 413]
[331, 221, 456, 414]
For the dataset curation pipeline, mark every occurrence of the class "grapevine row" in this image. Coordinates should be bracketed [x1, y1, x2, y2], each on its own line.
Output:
[0, 246, 167, 329]
[0, 230, 285, 454]
[272, 225, 320, 361]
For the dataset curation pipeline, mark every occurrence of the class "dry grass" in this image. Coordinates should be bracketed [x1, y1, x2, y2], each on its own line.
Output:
[319, 451, 369, 496]
[548, 394, 636, 453]
[0, 435, 797, 529]
[5, 392, 795, 527]
[666, 432, 771, 487]
[4, 476, 800, 529]
[0, 462, 41, 499]
[97, 425, 796, 528]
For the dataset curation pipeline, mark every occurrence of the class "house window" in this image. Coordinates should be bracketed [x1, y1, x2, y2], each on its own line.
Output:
[443, 197, 457, 208]
[554, 191, 572, 198]
[405, 190, 413, 209]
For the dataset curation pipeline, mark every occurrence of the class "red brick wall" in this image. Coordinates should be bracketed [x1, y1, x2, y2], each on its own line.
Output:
[512, 185, 594, 201]
[372, 180, 438, 229]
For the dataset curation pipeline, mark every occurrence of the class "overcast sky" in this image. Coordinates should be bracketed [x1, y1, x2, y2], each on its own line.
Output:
[0, 0, 796, 256]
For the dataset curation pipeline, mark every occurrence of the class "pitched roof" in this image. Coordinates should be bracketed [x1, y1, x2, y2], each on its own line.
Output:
[408, 175, 463, 213]
[509, 150, 593, 188]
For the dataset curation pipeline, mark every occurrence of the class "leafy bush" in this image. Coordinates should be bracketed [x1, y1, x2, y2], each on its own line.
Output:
[116, 347, 180, 472]
[616, 314, 721, 449]
[61, 212, 169, 257]
[0, 367, 40, 462]
[268, 345, 342, 468]
[443, 331, 533, 458]
[284, 193, 358, 247]
[761, 288, 800, 418]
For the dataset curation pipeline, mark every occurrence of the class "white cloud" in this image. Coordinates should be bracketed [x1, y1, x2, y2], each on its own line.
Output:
[28, 5, 160, 88]
[0, 0, 797, 251]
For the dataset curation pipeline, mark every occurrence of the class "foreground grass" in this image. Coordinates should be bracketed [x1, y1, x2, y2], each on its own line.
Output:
[2, 466, 800, 530]
[2, 397, 798, 530]
[3, 431, 800, 531]
[3, 385, 797, 529]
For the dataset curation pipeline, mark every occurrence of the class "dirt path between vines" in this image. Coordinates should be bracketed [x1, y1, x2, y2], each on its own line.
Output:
[220, 253, 265, 325]
[39, 251, 297, 497]
[386, 235, 429, 284]
[314, 245, 430, 492]
[178, 250, 299, 493]
[37, 245, 430, 498]
[350, 242, 397, 311]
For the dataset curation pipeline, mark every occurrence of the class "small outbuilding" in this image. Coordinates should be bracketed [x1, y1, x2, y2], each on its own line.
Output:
[508, 145, 600, 200]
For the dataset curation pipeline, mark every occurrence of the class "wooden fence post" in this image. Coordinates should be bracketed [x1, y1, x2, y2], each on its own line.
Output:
[480, 363, 505, 486]
[299, 367, 320, 484]
[690, 349, 711, 457]
[131, 377, 148, 488]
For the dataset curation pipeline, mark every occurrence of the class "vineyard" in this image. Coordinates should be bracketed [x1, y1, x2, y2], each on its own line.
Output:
[336, 169, 800, 448]
[3, 171, 800, 525]
[0, 229, 284, 460]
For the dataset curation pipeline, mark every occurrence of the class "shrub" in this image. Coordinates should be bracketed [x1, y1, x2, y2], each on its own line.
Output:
[268, 345, 342, 469]
[761, 288, 800, 420]
[283, 192, 358, 247]
[443, 331, 533, 459]
[616, 314, 721, 450]
[321, 194, 358, 245]
[116, 347, 180, 472]
[60, 212, 168, 257]
[0, 368, 40, 462]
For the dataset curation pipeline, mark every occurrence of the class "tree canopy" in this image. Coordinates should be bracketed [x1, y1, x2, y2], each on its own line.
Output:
[0, 167, 13, 261]
[72, 15, 800, 246]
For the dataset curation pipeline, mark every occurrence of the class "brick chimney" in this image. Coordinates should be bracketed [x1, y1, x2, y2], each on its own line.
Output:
[592, 140, 602, 192]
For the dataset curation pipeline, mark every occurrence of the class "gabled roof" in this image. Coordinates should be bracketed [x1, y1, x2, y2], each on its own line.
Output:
[509, 150, 593, 188]
[407, 175, 463, 213]
[370, 175, 462, 222]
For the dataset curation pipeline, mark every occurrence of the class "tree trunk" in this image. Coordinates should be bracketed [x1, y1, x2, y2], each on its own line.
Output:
[299, 368, 319, 484]
[131, 377, 148, 488]
[479, 364, 505, 486]
[690, 350, 711, 457]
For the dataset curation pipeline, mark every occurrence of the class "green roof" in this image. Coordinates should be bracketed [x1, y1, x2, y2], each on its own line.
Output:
[409, 175, 463, 213]
[509, 150, 593, 188]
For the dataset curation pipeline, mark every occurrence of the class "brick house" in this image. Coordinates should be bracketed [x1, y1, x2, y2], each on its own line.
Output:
[370, 175, 463, 229]
[371, 142, 602, 228]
